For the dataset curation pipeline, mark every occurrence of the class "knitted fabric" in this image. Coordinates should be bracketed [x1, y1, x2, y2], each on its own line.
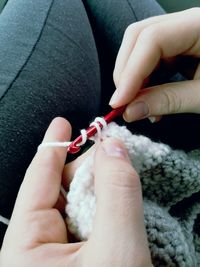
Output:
[66, 122, 200, 267]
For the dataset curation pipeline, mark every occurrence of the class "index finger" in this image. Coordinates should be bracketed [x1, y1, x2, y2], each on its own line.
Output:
[111, 8, 200, 108]
[14, 117, 71, 213]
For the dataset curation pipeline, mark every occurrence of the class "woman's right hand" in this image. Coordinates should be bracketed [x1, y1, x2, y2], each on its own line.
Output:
[110, 8, 200, 122]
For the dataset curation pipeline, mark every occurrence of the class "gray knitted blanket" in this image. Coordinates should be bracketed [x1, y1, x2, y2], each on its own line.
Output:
[66, 122, 200, 267]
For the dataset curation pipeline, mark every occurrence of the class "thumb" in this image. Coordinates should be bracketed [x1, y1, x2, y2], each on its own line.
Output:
[123, 80, 200, 122]
[91, 138, 148, 257]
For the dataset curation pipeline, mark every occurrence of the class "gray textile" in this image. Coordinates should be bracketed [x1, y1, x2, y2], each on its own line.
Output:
[67, 122, 200, 267]
[0, 0, 199, 265]
[143, 150, 200, 266]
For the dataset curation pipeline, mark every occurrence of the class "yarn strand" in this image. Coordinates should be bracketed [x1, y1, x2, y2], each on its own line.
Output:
[38, 117, 107, 150]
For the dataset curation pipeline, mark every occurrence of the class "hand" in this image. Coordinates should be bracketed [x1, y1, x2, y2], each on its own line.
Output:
[110, 8, 200, 122]
[0, 117, 152, 267]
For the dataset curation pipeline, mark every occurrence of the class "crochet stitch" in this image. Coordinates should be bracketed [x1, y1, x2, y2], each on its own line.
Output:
[66, 122, 200, 267]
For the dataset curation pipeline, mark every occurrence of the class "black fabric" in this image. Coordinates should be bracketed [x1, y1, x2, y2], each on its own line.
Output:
[83, 0, 200, 151]
[83, 0, 165, 111]
[0, 223, 7, 245]
[0, 0, 100, 244]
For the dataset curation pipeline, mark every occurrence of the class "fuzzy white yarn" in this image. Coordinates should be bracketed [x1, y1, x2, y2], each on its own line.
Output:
[66, 122, 171, 240]
[66, 155, 96, 239]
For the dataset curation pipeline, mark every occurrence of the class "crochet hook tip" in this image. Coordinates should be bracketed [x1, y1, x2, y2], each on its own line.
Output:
[67, 106, 126, 154]
[67, 146, 81, 154]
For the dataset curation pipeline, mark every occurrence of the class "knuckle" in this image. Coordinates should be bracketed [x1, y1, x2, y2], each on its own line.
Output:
[20, 213, 42, 248]
[124, 23, 136, 36]
[124, 21, 143, 36]
[188, 7, 200, 15]
[38, 149, 60, 170]
[185, 8, 200, 22]
[121, 64, 136, 82]
[162, 89, 182, 114]
[139, 25, 158, 42]
[106, 164, 141, 189]
[22, 210, 61, 248]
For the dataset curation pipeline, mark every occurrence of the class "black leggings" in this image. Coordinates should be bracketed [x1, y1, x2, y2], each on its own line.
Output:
[0, 0, 199, 244]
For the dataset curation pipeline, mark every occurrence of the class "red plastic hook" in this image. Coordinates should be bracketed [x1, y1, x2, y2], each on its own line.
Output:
[67, 106, 126, 154]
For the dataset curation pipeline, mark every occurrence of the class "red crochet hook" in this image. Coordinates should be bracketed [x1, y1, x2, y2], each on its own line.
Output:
[67, 106, 126, 154]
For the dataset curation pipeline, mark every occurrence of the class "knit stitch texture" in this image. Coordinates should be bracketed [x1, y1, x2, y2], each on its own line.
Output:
[66, 122, 200, 267]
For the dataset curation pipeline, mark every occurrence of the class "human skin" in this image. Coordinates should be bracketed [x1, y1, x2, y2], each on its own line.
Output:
[110, 8, 200, 122]
[0, 117, 152, 267]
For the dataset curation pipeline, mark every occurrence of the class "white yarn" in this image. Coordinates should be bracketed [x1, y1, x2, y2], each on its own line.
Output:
[60, 185, 67, 198]
[66, 154, 96, 239]
[89, 122, 101, 136]
[89, 117, 107, 141]
[38, 141, 72, 150]
[0, 215, 9, 226]
[91, 117, 107, 129]
[37, 117, 107, 150]
[35, 121, 200, 266]
[77, 129, 88, 146]
[66, 122, 171, 240]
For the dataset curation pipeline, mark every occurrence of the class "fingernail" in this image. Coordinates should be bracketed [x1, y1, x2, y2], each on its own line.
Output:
[124, 101, 149, 122]
[109, 89, 120, 106]
[102, 139, 129, 160]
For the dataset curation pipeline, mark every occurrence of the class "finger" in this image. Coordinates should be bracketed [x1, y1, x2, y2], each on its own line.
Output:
[123, 80, 200, 122]
[29, 243, 83, 267]
[110, 8, 200, 108]
[113, 13, 177, 87]
[15, 117, 71, 213]
[90, 138, 149, 259]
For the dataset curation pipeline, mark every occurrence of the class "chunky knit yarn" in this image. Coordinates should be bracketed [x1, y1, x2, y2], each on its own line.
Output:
[66, 122, 200, 267]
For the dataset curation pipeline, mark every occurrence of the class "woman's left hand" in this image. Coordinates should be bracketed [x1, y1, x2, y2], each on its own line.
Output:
[0, 117, 152, 267]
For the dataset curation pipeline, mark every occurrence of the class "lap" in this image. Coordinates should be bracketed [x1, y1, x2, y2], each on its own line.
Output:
[0, 0, 100, 241]
[83, 0, 165, 111]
